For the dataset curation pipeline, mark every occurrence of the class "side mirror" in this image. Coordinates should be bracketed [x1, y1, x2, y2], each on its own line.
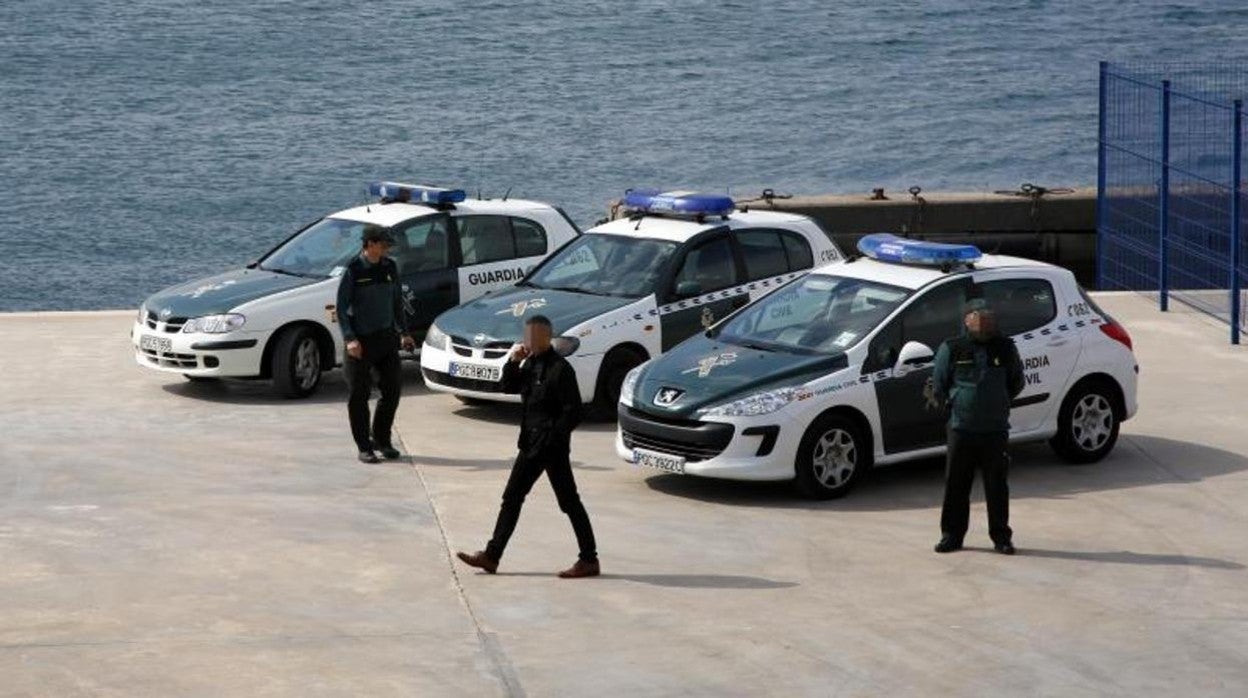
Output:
[895, 341, 934, 372]
[675, 280, 702, 298]
[551, 336, 581, 358]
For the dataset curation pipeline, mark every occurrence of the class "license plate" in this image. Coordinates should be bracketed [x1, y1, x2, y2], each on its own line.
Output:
[140, 334, 172, 353]
[633, 448, 686, 474]
[449, 362, 501, 381]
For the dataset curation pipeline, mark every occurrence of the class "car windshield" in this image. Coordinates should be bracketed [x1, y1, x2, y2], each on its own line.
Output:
[715, 274, 911, 354]
[523, 233, 679, 297]
[260, 218, 386, 277]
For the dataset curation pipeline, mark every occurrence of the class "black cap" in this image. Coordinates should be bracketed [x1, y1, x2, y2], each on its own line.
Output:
[362, 227, 396, 245]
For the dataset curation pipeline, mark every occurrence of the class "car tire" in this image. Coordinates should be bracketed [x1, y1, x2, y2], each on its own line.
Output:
[272, 326, 323, 399]
[183, 375, 219, 383]
[592, 347, 646, 420]
[1049, 379, 1120, 464]
[794, 413, 869, 499]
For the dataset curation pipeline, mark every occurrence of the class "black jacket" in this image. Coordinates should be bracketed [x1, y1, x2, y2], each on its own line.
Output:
[335, 255, 406, 341]
[502, 350, 583, 456]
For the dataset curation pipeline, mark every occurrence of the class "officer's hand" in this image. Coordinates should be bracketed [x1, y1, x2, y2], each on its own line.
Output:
[400, 334, 416, 352]
[346, 340, 363, 360]
[509, 343, 530, 363]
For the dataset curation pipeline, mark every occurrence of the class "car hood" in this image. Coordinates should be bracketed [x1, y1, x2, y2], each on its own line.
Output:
[143, 268, 320, 319]
[633, 335, 848, 418]
[434, 286, 637, 344]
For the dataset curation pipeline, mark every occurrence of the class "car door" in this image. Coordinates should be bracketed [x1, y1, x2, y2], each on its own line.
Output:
[864, 277, 973, 455]
[974, 274, 1074, 433]
[391, 213, 456, 340]
[658, 233, 745, 351]
[735, 228, 810, 302]
[454, 214, 536, 301]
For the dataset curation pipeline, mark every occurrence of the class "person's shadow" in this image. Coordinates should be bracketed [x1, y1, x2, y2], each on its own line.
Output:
[487, 571, 797, 589]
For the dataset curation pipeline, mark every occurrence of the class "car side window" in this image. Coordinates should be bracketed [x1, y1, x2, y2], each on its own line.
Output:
[456, 215, 516, 265]
[865, 280, 970, 371]
[671, 236, 738, 298]
[511, 217, 548, 258]
[780, 231, 814, 270]
[392, 216, 451, 273]
[736, 230, 789, 281]
[978, 278, 1056, 336]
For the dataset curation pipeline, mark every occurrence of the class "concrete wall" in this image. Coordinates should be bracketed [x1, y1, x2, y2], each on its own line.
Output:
[611, 186, 1099, 287]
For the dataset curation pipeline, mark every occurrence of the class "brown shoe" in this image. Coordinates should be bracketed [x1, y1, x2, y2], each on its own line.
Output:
[558, 559, 601, 579]
[456, 550, 499, 574]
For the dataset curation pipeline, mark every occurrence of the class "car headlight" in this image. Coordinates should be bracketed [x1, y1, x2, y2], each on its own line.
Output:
[697, 385, 805, 418]
[182, 314, 246, 334]
[619, 364, 645, 406]
[424, 323, 449, 351]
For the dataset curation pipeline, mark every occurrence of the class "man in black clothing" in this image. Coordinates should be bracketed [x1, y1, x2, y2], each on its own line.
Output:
[336, 227, 415, 464]
[930, 298, 1025, 555]
[457, 315, 600, 578]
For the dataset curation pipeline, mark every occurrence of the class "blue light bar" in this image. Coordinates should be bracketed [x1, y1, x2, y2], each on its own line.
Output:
[622, 189, 735, 218]
[857, 233, 982, 265]
[368, 181, 466, 205]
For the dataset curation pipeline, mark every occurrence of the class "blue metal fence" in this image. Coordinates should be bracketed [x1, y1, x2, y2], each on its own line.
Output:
[1098, 62, 1248, 344]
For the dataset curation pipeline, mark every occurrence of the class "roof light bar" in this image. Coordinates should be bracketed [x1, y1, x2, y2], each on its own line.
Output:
[368, 181, 466, 205]
[857, 233, 982, 266]
[622, 189, 735, 218]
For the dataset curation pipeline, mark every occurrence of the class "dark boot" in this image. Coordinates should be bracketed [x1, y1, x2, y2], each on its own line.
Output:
[456, 550, 499, 574]
[557, 559, 601, 579]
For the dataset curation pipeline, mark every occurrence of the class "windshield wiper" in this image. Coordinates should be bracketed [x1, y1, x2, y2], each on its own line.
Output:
[261, 266, 316, 279]
[548, 285, 608, 296]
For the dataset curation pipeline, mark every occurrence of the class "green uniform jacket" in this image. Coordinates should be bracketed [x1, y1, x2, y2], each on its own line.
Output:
[932, 333, 1025, 433]
[336, 255, 406, 341]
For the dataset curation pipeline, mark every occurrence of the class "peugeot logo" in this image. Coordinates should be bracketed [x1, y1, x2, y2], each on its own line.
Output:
[653, 387, 685, 407]
[473, 333, 487, 346]
[160, 307, 173, 319]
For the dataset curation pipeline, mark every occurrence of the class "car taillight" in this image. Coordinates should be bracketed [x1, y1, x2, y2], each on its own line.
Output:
[1099, 320, 1133, 351]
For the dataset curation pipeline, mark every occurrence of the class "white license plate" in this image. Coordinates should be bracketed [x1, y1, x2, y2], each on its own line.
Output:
[449, 362, 501, 381]
[140, 334, 172, 353]
[633, 448, 686, 474]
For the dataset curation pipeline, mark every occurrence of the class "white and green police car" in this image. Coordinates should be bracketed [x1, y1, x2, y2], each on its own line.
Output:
[420, 190, 843, 412]
[132, 182, 579, 397]
[616, 234, 1139, 499]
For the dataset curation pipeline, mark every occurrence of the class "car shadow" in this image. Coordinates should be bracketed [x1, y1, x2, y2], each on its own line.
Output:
[486, 571, 798, 589]
[450, 403, 619, 433]
[159, 364, 430, 405]
[643, 434, 1248, 513]
[406, 455, 611, 472]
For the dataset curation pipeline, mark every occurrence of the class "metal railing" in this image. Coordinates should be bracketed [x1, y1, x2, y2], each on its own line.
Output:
[1098, 62, 1248, 344]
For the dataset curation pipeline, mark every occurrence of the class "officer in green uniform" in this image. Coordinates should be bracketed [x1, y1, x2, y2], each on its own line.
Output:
[931, 298, 1024, 555]
[336, 227, 415, 463]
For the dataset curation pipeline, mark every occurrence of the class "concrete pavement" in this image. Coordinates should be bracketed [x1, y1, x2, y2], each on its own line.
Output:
[1, 294, 1247, 696]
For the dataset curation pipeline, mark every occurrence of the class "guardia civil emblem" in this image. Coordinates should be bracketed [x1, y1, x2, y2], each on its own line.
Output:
[682, 351, 738, 378]
[700, 307, 715, 329]
[496, 297, 548, 317]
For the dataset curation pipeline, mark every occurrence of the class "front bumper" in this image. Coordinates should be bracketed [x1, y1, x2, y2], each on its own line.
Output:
[615, 404, 796, 481]
[130, 321, 265, 377]
[419, 342, 521, 403]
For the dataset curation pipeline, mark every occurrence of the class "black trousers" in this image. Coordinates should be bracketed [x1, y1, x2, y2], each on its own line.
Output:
[940, 429, 1012, 545]
[344, 331, 402, 452]
[486, 447, 597, 563]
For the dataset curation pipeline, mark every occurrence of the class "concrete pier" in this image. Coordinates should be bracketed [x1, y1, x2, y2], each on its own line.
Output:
[2, 294, 1247, 696]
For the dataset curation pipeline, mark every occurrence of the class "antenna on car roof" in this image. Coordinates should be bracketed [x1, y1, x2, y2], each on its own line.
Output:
[476, 188, 482, 200]
[364, 184, 371, 213]
[502, 186, 512, 201]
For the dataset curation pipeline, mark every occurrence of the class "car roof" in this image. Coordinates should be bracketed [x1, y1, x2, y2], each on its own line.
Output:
[587, 209, 817, 243]
[810, 254, 1061, 290]
[330, 198, 555, 227]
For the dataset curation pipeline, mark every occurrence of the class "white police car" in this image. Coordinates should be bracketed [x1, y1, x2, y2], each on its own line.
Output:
[616, 234, 1139, 498]
[132, 182, 580, 397]
[420, 190, 843, 412]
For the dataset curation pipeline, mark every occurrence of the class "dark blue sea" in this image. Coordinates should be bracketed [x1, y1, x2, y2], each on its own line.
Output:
[3, 0, 1246, 310]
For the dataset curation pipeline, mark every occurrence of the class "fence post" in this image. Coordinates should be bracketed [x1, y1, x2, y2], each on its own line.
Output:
[1159, 80, 1171, 311]
[1097, 61, 1108, 291]
[1232, 99, 1243, 345]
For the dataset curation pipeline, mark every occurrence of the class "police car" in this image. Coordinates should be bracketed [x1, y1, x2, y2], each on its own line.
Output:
[420, 190, 843, 412]
[616, 234, 1139, 499]
[132, 182, 580, 397]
